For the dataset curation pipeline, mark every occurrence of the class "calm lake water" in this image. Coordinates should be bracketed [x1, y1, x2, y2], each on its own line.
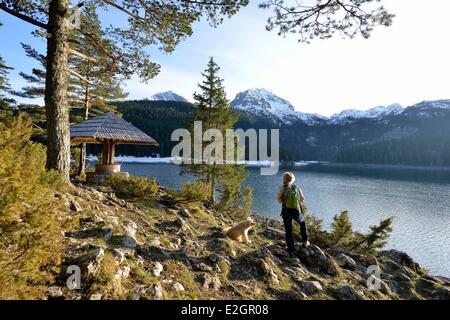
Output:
[108, 162, 450, 277]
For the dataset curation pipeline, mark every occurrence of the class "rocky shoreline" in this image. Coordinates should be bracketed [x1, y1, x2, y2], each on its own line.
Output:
[47, 185, 450, 300]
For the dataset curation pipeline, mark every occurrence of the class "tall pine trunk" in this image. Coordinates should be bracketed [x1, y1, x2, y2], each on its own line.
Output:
[78, 86, 89, 176]
[45, 0, 70, 183]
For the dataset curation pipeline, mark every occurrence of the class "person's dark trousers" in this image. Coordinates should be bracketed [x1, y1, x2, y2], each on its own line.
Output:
[281, 208, 308, 253]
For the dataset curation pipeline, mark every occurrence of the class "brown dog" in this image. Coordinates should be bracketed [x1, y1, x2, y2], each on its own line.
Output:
[225, 217, 256, 244]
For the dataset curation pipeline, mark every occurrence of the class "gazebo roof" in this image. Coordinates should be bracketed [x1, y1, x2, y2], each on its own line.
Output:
[70, 112, 159, 146]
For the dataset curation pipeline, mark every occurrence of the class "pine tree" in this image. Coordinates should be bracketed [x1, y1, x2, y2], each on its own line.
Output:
[330, 211, 354, 247]
[12, 6, 128, 176]
[182, 57, 248, 206]
[363, 217, 394, 252]
[0, 54, 14, 109]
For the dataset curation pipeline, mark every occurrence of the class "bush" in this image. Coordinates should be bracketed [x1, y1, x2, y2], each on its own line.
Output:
[330, 211, 354, 247]
[177, 181, 210, 202]
[108, 174, 158, 199]
[0, 111, 65, 299]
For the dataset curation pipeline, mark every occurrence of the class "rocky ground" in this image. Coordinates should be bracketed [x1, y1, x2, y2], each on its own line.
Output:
[48, 185, 450, 300]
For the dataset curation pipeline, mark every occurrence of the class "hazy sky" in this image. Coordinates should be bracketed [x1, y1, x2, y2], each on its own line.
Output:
[1, 0, 449, 116]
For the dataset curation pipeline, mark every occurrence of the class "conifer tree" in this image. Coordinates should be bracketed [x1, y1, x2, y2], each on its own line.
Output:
[363, 217, 394, 252]
[182, 57, 248, 206]
[0, 54, 14, 109]
[330, 211, 354, 247]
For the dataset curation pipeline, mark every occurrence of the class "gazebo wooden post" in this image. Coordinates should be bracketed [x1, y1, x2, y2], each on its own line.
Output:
[109, 141, 117, 165]
[102, 140, 110, 165]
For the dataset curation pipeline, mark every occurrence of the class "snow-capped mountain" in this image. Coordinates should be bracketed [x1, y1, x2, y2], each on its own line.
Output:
[147, 91, 188, 102]
[330, 103, 404, 124]
[230, 88, 325, 125]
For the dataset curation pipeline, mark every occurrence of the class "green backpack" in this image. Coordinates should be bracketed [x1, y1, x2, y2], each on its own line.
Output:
[282, 185, 302, 210]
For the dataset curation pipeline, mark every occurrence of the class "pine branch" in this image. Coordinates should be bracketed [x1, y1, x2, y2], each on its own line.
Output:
[0, 2, 47, 30]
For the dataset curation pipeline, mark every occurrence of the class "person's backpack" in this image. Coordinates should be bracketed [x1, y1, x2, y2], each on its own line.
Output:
[282, 185, 301, 210]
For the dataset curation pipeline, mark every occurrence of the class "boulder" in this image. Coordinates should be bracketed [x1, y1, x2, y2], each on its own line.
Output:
[297, 245, 341, 277]
[297, 280, 323, 295]
[258, 259, 271, 275]
[380, 249, 420, 272]
[335, 253, 357, 270]
[415, 277, 441, 295]
[65, 247, 104, 276]
[335, 285, 365, 300]
[365, 254, 379, 267]
[108, 235, 138, 249]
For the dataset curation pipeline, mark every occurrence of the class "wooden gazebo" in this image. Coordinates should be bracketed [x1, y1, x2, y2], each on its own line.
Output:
[70, 112, 159, 183]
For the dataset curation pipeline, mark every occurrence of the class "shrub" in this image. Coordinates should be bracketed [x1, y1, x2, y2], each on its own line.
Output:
[178, 181, 210, 202]
[350, 217, 394, 254]
[330, 211, 354, 247]
[108, 174, 158, 199]
[303, 214, 331, 247]
[0, 111, 65, 299]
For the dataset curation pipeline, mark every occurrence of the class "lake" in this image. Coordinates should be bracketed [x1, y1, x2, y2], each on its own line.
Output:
[108, 162, 450, 277]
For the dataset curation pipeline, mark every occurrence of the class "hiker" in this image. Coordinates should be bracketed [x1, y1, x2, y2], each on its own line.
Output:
[278, 172, 310, 255]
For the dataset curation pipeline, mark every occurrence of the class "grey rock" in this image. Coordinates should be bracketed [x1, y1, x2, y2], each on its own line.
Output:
[282, 267, 297, 276]
[383, 259, 401, 273]
[153, 262, 164, 277]
[211, 276, 222, 291]
[48, 286, 63, 299]
[148, 284, 164, 300]
[115, 265, 131, 281]
[380, 249, 420, 272]
[365, 254, 379, 267]
[335, 285, 365, 300]
[89, 293, 102, 300]
[179, 208, 190, 218]
[335, 253, 357, 270]
[415, 277, 440, 295]
[70, 199, 82, 212]
[199, 273, 212, 289]
[173, 282, 185, 292]
[123, 220, 138, 237]
[298, 245, 341, 277]
[108, 235, 138, 249]
[269, 269, 279, 284]
[297, 280, 323, 295]
[195, 262, 213, 272]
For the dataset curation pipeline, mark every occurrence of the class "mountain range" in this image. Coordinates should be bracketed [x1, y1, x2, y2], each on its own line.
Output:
[111, 89, 450, 166]
[146, 88, 450, 126]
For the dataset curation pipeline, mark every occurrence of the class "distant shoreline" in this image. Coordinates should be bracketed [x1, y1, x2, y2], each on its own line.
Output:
[316, 162, 450, 172]
[86, 155, 450, 171]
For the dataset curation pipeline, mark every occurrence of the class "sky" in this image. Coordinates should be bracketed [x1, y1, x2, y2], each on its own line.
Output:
[1, 0, 450, 117]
